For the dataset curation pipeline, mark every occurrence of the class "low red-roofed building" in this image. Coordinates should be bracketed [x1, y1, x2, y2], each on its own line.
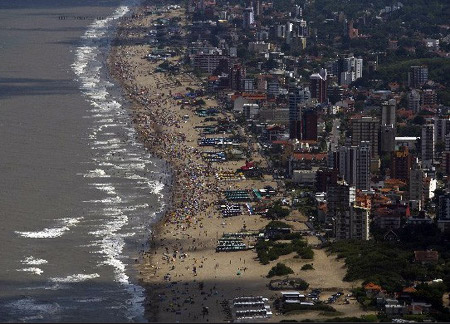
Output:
[372, 193, 392, 206]
[364, 282, 383, 297]
[402, 287, 417, 294]
[355, 192, 372, 209]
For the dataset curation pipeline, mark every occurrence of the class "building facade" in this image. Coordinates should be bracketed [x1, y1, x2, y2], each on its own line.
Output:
[421, 123, 434, 168]
[351, 116, 380, 159]
[408, 65, 428, 89]
[310, 68, 327, 103]
[391, 147, 412, 181]
[409, 165, 424, 210]
[327, 181, 356, 224]
[302, 109, 318, 141]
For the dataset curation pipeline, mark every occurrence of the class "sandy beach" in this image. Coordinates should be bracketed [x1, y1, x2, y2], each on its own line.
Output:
[107, 3, 374, 322]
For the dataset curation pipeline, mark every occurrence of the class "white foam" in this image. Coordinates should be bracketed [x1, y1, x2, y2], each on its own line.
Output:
[21, 256, 48, 265]
[95, 118, 115, 124]
[71, 1, 158, 320]
[92, 140, 110, 145]
[50, 273, 100, 283]
[125, 174, 147, 180]
[149, 180, 164, 195]
[93, 143, 124, 150]
[76, 297, 104, 303]
[17, 267, 44, 275]
[126, 203, 149, 211]
[84, 169, 110, 178]
[98, 162, 115, 167]
[84, 196, 122, 204]
[121, 157, 143, 162]
[15, 217, 83, 239]
[94, 184, 117, 195]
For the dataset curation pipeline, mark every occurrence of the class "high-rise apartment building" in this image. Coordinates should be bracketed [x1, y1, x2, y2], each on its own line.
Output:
[421, 89, 437, 107]
[242, 7, 254, 29]
[243, 78, 255, 92]
[434, 117, 450, 143]
[255, 0, 261, 16]
[328, 182, 369, 240]
[381, 99, 396, 127]
[310, 68, 327, 103]
[409, 163, 424, 209]
[391, 147, 412, 181]
[350, 206, 370, 241]
[421, 123, 435, 168]
[193, 54, 229, 73]
[380, 99, 397, 154]
[316, 168, 339, 192]
[338, 142, 371, 191]
[293, 5, 302, 17]
[276, 24, 286, 38]
[229, 63, 246, 91]
[335, 55, 363, 85]
[327, 181, 356, 224]
[351, 117, 379, 159]
[338, 146, 357, 186]
[408, 65, 428, 88]
[288, 85, 305, 140]
[302, 109, 318, 141]
[356, 142, 371, 191]
[437, 192, 450, 231]
[407, 90, 421, 113]
[380, 125, 396, 153]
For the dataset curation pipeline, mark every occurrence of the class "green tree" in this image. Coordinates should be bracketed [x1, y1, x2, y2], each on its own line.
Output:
[268, 263, 294, 278]
[301, 264, 314, 270]
[413, 282, 446, 310]
[266, 200, 291, 219]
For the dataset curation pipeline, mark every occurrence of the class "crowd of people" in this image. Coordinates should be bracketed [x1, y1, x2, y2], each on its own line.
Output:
[107, 4, 273, 322]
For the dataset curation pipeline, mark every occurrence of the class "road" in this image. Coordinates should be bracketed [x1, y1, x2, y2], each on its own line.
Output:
[328, 118, 341, 152]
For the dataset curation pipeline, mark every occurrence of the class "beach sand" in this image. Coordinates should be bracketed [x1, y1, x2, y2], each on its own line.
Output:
[107, 3, 375, 322]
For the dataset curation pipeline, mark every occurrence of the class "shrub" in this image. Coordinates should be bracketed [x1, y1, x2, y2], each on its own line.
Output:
[284, 303, 337, 313]
[256, 238, 310, 264]
[301, 264, 314, 271]
[266, 200, 291, 219]
[296, 279, 309, 290]
[413, 282, 446, 310]
[267, 263, 294, 278]
[265, 220, 293, 229]
[298, 246, 314, 259]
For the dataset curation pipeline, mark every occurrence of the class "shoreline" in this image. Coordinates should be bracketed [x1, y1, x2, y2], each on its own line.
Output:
[107, 2, 221, 320]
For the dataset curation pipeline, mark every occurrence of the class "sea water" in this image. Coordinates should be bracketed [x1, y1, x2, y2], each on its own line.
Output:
[0, 0, 166, 321]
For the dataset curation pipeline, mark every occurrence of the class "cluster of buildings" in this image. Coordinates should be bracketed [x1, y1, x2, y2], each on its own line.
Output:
[181, 0, 450, 243]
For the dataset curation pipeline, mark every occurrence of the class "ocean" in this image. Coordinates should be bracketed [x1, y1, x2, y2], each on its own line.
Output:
[0, 0, 167, 322]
